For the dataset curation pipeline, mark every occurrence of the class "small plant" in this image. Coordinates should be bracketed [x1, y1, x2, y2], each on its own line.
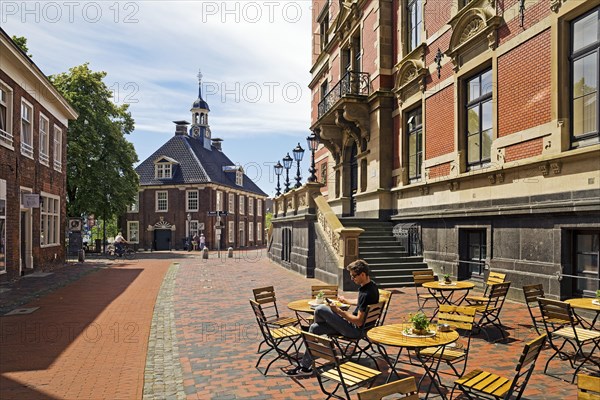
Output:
[596, 289, 600, 299]
[409, 312, 430, 333]
[443, 273, 452, 283]
[316, 290, 325, 299]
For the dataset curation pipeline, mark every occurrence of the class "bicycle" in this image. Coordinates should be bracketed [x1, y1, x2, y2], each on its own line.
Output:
[106, 244, 136, 260]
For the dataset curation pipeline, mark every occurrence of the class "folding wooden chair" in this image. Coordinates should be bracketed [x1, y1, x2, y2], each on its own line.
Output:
[302, 331, 381, 400]
[465, 271, 506, 305]
[578, 374, 600, 400]
[249, 299, 303, 375]
[417, 305, 477, 384]
[357, 376, 418, 400]
[413, 270, 439, 312]
[522, 284, 546, 334]
[378, 289, 393, 326]
[538, 298, 600, 383]
[472, 282, 511, 341]
[451, 334, 547, 400]
[312, 285, 339, 299]
[252, 286, 299, 353]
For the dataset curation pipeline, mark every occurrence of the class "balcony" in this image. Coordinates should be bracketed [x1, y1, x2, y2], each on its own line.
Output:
[318, 71, 370, 119]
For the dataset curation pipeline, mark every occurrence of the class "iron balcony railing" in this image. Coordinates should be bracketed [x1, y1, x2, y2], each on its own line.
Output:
[318, 71, 370, 118]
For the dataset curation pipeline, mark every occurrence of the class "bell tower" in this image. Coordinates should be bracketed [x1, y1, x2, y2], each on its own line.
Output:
[190, 69, 211, 150]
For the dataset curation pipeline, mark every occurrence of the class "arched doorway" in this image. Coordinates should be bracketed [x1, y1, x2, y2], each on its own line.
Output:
[349, 142, 358, 216]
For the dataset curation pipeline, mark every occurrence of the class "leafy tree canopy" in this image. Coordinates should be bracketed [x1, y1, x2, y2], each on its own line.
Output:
[11, 35, 31, 57]
[49, 63, 139, 219]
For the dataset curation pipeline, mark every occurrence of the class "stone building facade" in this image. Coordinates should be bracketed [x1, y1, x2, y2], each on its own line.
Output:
[0, 28, 78, 281]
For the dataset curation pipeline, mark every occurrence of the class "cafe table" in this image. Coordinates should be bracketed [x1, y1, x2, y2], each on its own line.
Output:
[565, 298, 600, 329]
[368, 323, 459, 399]
[422, 281, 475, 320]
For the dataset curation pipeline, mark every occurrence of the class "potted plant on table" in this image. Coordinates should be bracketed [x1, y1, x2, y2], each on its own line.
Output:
[315, 290, 325, 304]
[443, 273, 452, 284]
[409, 312, 430, 335]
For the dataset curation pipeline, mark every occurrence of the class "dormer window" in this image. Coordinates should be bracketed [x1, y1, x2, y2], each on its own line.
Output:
[236, 169, 243, 186]
[154, 156, 178, 179]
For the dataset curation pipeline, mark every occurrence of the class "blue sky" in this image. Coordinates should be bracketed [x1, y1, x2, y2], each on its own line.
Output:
[2, 1, 314, 198]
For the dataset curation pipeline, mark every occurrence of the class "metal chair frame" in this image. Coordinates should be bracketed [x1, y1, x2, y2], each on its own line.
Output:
[522, 284, 545, 335]
[465, 271, 507, 305]
[472, 282, 511, 341]
[252, 286, 299, 353]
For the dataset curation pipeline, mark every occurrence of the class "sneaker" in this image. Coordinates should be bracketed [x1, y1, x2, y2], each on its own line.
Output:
[285, 366, 313, 376]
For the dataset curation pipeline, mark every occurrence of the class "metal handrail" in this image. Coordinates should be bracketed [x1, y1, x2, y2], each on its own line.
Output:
[317, 70, 370, 118]
[555, 272, 600, 281]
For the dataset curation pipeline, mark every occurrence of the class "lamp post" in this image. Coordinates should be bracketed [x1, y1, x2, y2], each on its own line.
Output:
[282, 153, 293, 193]
[274, 161, 283, 196]
[186, 213, 192, 251]
[306, 131, 320, 182]
[292, 143, 305, 188]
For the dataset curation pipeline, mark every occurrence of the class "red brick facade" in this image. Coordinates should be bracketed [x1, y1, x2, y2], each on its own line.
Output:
[425, 85, 455, 159]
[504, 137, 544, 163]
[427, 162, 451, 179]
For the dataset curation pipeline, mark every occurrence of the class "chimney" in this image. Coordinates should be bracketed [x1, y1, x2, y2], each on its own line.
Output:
[173, 120, 190, 136]
[211, 138, 223, 151]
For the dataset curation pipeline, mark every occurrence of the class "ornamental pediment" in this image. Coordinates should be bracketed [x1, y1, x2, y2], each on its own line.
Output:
[394, 59, 427, 102]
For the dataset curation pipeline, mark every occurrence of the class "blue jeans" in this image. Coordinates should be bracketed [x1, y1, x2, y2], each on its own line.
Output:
[300, 305, 362, 368]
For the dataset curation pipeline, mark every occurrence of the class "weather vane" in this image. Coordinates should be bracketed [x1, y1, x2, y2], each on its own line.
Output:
[197, 69, 203, 83]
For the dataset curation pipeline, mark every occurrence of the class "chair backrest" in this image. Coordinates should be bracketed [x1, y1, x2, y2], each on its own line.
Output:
[311, 285, 338, 299]
[578, 374, 600, 400]
[378, 289, 393, 326]
[488, 281, 511, 305]
[249, 299, 274, 342]
[506, 334, 547, 399]
[522, 284, 544, 305]
[437, 305, 476, 331]
[302, 331, 338, 367]
[252, 286, 280, 320]
[358, 376, 419, 400]
[538, 298, 574, 328]
[413, 270, 436, 286]
[483, 271, 507, 296]
[361, 301, 386, 331]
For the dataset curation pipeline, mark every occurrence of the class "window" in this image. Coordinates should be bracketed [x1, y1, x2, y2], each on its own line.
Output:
[459, 229, 487, 280]
[239, 221, 245, 246]
[406, 108, 423, 181]
[127, 192, 139, 213]
[320, 80, 329, 101]
[39, 115, 49, 165]
[572, 231, 599, 297]
[571, 8, 599, 148]
[53, 125, 62, 171]
[228, 221, 235, 243]
[319, 8, 329, 50]
[187, 190, 199, 211]
[321, 163, 328, 184]
[0, 179, 5, 274]
[249, 221, 254, 242]
[0, 82, 13, 148]
[156, 191, 168, 212]
[228, 193, 235, 214]
[281, 227, 292, 262]
[465, 69, 493, 168]
[407, 0, 422, 53]
[257, 222, 262, 242]
[189, 220, 200, 237]
[40, 193, 60, 247]
[21, 100, 33, 158]
[216, 190, 223, 211]
[239, 195, 245, 214]
[257, 199, 262, 216]
[155, 163, 172, 179]
[235, 170, 243, 186]
[248, 197, 254, 216]
[127, 221, 139, 243]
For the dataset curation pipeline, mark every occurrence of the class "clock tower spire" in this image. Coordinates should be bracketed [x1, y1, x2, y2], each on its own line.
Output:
[190, 69, 211, 150]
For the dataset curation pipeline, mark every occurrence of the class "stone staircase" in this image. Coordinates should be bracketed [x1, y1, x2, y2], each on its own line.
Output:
[341, 219, 430, 288]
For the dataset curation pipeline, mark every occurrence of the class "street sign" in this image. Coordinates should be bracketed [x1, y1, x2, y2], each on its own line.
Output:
[207, 211, 218, 216]
[218, 211, 229, 216]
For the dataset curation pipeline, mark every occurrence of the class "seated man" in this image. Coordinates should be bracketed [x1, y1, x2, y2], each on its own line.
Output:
[286, 259, 379, 376]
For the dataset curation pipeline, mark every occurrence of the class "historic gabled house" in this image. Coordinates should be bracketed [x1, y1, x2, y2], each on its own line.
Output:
[124, 79, 267, 251]
[0, 28, 78, 281]
[270, 0, 599, 299]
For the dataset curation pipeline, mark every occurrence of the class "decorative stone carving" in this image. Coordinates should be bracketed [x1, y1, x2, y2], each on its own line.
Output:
[447, 181, 459, 191]
[394, 58, 427, 101]
[550, 162, 562, 175]
[153, 219, 173, 230]
[539, 163, 549, 176]
[419, 186, 430, 195]
[488, 174, 496, 184]
[298, 195, 307, 207]
[550, 0, 561, 13]
[496, 172, 505, 183]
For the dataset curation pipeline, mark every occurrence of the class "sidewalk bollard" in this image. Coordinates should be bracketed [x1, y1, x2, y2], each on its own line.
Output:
[78, 249, 85, 262]
[202, 247, 209, 259]
[228, 247, 233, 258]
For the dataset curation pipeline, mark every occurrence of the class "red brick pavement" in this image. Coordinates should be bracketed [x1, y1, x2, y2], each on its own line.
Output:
[0, 258, 171, 400]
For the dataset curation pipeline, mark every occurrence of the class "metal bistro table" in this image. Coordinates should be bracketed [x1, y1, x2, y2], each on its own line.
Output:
[368, 323, 460, 400]
[422, 281, 475, 320]
[565, 298, 600, 329]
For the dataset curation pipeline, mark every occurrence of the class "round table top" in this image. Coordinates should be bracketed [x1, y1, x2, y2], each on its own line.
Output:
[367, 323, 459, 348]
[565, 298, 600, 312]
[287, 299, 315, 314]
[422, 281, 475, 291]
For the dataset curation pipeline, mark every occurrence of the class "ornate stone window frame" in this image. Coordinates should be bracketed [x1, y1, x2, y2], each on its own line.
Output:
[393, 45, 427, 105]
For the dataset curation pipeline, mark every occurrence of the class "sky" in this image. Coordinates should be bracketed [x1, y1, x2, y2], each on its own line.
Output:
[1, 0, 316, 198]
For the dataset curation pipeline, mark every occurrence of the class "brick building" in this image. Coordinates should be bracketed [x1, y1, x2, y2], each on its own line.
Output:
[270, 0, 599, 298]
[124, 77, 267, 251]
[0, 29, 78, 280]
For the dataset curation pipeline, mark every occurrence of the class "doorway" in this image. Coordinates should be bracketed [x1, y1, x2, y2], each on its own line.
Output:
[20, 210, 32, 271]
[154, 229, 172, 251]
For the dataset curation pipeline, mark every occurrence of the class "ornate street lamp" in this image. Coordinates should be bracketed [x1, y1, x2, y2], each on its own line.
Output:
[282, 153, 293, 193]
[186, 213, 192, 251]
[274, 161, 283, 196]
[292, 143, 305, 188]
[306, 131, 320, 182]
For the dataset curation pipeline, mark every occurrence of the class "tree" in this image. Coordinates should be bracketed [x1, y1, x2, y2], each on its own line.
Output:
[49, 63, 139, 221]
[11, 35, 32, 57]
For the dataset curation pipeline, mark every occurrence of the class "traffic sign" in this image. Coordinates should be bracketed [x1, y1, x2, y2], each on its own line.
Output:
[218, 211, 229, 216]
[207, 211, 218, 216]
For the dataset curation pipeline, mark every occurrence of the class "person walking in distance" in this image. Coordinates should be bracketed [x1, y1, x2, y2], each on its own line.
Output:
[199, 233, 206, 249]
[286, 259, 379, 376]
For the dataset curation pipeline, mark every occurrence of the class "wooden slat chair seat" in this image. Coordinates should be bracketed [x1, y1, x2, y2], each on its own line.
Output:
[302, 331, 381, 400]
[578, 374, 600, 400]
[357, 376, 419, 400]
[538, 298, 600, 383]
[451, 334, 547, 400]
[473, 282, 511, 341]
[417, 305, 477, 381]
[252, 286, 299, 353]
[413, 270, 439, 312]
[466, 271, 507, 305]
[249, 299, 302, 375]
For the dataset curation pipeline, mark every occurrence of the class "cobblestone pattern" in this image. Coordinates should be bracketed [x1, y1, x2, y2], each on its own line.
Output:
[144, 262, 186, 400]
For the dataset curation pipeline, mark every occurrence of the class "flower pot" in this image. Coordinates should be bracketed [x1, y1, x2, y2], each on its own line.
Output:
[412, 328, 428, 336]
[315, 297, 324, 305]
[444, 278, 452, 284]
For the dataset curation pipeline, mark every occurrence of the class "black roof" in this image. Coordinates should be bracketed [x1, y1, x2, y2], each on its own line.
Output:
[136, 135, 267, 196]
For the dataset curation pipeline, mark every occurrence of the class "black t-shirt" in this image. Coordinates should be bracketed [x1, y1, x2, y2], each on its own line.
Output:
[354, 280, 379, 316]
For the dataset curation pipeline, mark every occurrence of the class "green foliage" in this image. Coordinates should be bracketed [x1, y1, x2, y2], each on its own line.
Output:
[316, 290, 325, 299]
[596, 289, 600, 298]
[49, 63, 139, 220]
[409, 312, 429, 331]
[11, 35, 31, 57]
[265, 211, 273, 230]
